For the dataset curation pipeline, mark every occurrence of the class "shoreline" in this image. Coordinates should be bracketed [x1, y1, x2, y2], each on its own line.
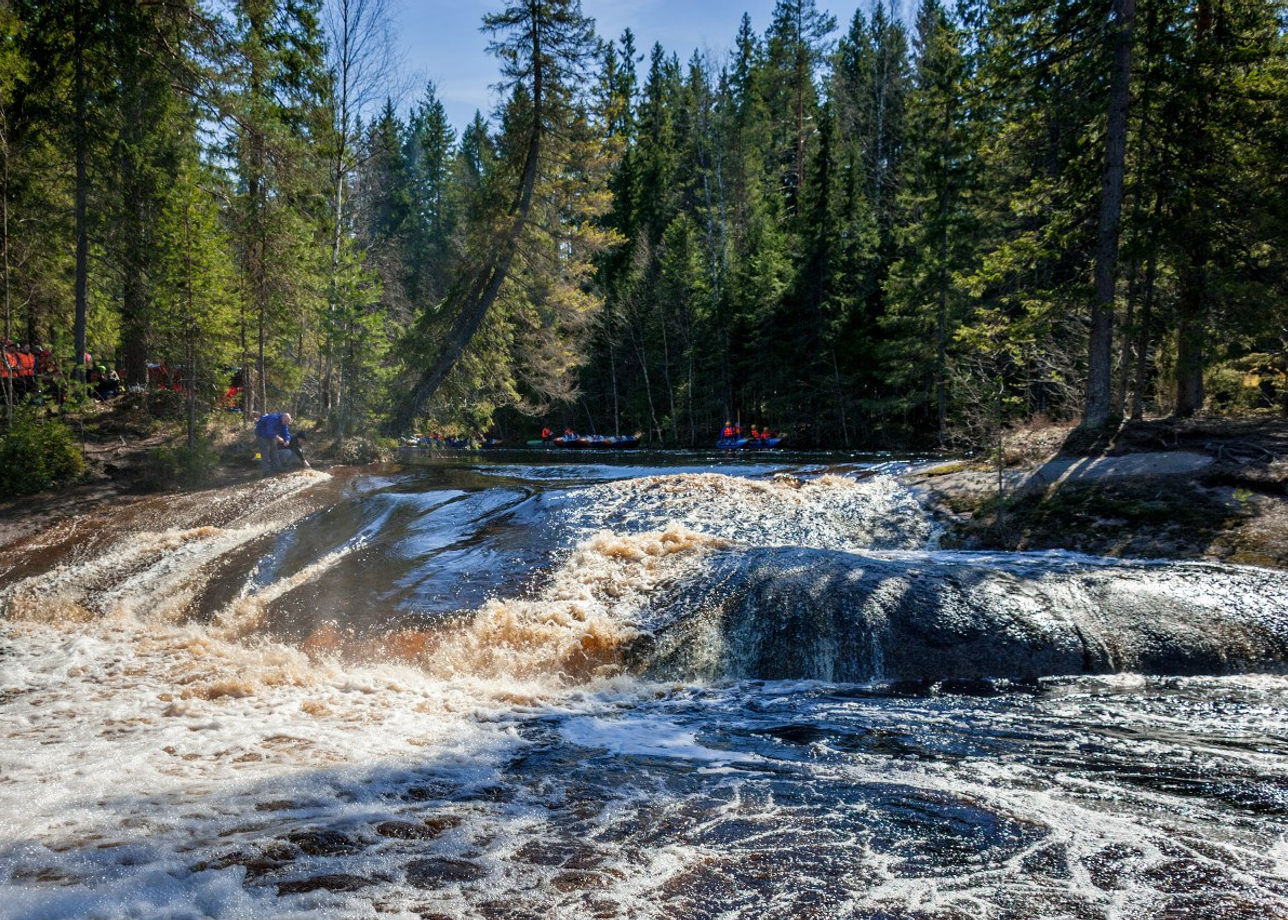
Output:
[903, 418, 1288, 569]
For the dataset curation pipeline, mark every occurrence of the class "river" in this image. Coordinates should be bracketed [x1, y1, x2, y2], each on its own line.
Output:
[1, 452, 1286, 920]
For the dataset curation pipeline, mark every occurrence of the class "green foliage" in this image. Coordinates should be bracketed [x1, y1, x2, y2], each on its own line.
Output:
[1204, 355, 1286, 414]
[0, 411, 85, 497]
[4, 0, 1288, 465]
[333, 435, 393, 465]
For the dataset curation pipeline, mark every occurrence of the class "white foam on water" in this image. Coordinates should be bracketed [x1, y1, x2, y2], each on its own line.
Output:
[553, 471, 933, 551]
[560, 714, 760, 764]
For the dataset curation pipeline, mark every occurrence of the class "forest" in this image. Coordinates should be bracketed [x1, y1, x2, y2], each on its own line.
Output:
[1, 0, 1287, 454]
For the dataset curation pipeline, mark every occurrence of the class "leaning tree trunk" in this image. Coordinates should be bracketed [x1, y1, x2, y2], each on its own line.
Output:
[387, 18, 545, 436]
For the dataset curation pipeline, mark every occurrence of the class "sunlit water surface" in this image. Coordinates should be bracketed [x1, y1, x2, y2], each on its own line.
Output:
[1, 451, 1286, 920]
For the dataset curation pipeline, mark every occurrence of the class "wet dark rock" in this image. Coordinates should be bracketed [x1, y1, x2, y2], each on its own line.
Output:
[284, 828, 360, 856]
[1142, 858, 1239, 894]
[512, 840, 605, 868]
[405, 857, 487, 888]
[1019, 844, 1072, 879]
[375, 818, 456, 841]
[478, 902, 545, 920]
[633, 547, 1288, 682]
[255, 799, 299, 812]
[1155, 894, 1286, 920]
[192, 842, 297, 880]
[583, 899, 621, 919]
[422, 815, 463, 835]
[277, 873, 372, 895]
[1085, 843, 1144, 891]
[753, 723, 829, 746]
[401, 782, 454, 802]
[551, 870, 611, 892]
[459, 784, 513, 803]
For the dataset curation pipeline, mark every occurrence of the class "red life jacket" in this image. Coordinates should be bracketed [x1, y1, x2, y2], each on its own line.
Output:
[0, 349, 15, 378]
[722, 426, 734, 438]
[17, 350, 35, 377]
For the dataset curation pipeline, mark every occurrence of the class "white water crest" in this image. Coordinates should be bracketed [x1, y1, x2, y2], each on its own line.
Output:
[1, 460, 1287, 920]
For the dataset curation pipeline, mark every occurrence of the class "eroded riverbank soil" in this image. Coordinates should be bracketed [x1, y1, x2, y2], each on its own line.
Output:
[907, 417, 1288, 568]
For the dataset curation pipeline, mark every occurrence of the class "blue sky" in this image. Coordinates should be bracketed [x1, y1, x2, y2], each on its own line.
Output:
[397, 0, 883, 131]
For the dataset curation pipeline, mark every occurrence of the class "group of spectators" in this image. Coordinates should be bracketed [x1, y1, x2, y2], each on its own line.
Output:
[0, 340, 133, 405]
[1, 340, 66, 404]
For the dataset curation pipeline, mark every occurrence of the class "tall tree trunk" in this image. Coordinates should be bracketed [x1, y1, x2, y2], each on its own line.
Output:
[1085, 0, 1134, 429]
[1131, 243, 1158, 420]
[121, 192, 149, 388]
[609, 343, 619, 437]
[1173, 0, 1213, 418]
[1174, 247, 1208, 416]
[935, 106, 951, 447]
[1, 86, 13, 422]
[73, 0, 89, 382]
[831, 348, 849, 448]
[184, 207, 197, 449]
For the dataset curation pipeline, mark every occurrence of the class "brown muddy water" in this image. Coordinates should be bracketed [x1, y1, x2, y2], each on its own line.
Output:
[1, 452, 1287, 919]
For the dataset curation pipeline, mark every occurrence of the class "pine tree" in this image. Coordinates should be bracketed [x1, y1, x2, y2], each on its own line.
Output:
[404, 83, 458, 311]
[225, 0, 331, 418]
[882, 0, 975, 445]
[763, 0, 836, 218]
[104, 0, 196, 389]
[152, 155, 239, 447]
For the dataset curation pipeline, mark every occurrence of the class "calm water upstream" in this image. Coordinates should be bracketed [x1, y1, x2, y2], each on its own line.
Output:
[1, 451, 1286, 920]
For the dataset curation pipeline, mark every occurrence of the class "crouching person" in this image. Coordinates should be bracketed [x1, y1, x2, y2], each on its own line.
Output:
[286, 429, 311, 469]
[254, 411, 294, 473]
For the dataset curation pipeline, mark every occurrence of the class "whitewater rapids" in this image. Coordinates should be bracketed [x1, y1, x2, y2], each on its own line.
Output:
[1, 456, 1286, 920]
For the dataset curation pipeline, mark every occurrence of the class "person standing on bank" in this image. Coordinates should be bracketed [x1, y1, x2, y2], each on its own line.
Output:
[255, 411, 295, 473]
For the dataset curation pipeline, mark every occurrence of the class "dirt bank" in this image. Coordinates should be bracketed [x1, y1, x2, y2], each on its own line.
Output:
[906, 417, 1288, 568]
[0, 398, 389, 551]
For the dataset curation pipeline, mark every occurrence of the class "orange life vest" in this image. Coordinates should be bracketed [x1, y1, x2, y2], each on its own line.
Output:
[16, 350, 35, 377]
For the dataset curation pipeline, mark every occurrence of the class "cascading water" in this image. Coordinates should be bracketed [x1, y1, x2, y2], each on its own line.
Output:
[1, 454, 1286, 920]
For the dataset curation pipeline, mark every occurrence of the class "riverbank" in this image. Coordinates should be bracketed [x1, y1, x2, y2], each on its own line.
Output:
[906, 416, 1288, 568]
[0, 398, 391, 549]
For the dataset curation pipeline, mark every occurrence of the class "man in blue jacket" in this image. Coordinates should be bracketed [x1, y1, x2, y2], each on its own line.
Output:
[254, 412, 294, 473]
